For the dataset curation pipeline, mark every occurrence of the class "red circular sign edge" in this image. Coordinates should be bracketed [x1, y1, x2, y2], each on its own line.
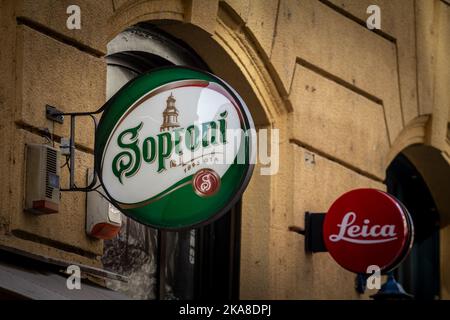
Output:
[323, 188, 413, 274]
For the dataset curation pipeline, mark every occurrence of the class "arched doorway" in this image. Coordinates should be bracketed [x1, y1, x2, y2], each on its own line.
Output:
[386, 112, 450, 299]
[387, 152, 440, 299]
[101, 24, 242, 300]
[105, 1, 286, 299]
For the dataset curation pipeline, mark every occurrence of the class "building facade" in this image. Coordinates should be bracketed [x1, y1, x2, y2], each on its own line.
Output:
[0, 0, 449, 299]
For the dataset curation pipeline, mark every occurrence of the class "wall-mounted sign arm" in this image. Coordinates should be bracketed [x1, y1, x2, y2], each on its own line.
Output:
[45, 104, 104, 193]
[289, 212, 327, 253]
[46, 66, 255, 229]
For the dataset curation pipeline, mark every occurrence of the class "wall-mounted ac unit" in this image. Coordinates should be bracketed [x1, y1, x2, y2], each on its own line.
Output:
[24, 144, 60, 214]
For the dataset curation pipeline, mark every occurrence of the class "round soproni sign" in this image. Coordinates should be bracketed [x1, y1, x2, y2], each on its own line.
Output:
[95, 67, 255, 229]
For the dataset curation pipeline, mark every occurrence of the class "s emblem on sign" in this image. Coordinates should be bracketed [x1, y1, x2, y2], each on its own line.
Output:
[193, 169, 221, 197]
[95, 67, 255, 229]
[323, 188, 414, 274]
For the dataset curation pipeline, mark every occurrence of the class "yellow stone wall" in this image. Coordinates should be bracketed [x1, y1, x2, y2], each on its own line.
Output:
[0, 0, 449, 299]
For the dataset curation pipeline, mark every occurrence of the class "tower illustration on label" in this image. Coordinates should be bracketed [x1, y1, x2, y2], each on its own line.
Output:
[160, 93, 180, 132]
[160, 93, 184, 169]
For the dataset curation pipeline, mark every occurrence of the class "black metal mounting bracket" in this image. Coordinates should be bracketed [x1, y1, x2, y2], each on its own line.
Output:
[45, 104, 105, 193]
[289, 212, 327, 253]
[46, 105, 64, 124]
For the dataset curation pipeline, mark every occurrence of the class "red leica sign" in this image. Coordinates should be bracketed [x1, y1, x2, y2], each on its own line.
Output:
[323, 188, 414, 274]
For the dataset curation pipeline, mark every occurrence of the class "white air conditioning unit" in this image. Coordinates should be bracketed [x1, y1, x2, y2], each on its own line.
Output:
[24, 144, 60, 214]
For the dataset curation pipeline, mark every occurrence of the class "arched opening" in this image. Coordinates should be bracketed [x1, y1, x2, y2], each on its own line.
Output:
[152, 14, 282, 299]
[101, 23, 257, 300]
[387, 152, 440, 299]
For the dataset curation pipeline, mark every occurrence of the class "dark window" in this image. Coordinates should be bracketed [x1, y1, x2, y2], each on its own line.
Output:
[387, 153, 440, 300]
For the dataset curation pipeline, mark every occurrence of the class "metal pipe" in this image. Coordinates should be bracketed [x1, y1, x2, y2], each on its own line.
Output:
[70, 116, 75, 189]
[155, 230, 161, 300]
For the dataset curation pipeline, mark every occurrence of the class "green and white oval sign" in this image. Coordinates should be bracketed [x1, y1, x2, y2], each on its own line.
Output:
[95, 67, 255, 229]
